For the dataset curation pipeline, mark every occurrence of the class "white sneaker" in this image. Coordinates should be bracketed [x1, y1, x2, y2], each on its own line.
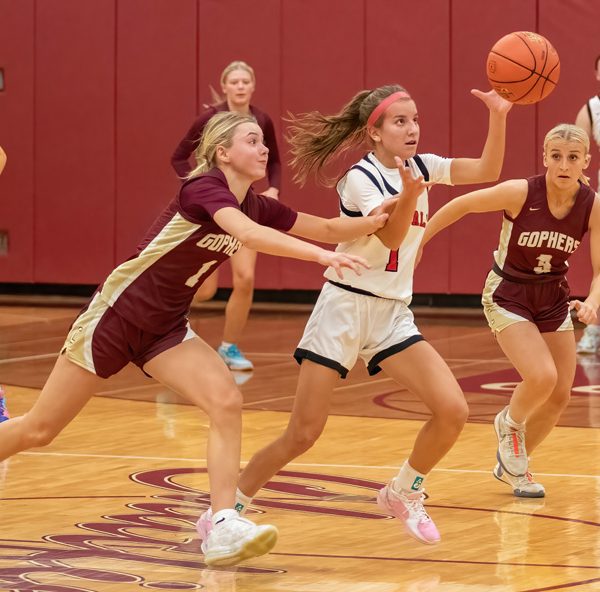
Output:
[494, 407, 528, 477]
[203, 509, 278, 567]
[576, 326, 600, 354]
[376, 482, 440, 544]
[493, 463, 545, 498]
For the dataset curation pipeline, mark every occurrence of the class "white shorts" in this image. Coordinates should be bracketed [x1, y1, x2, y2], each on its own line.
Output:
[294, 282, 423, 378]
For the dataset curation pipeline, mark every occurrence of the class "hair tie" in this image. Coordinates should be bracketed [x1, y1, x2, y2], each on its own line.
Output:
[366, 91, 411, 128]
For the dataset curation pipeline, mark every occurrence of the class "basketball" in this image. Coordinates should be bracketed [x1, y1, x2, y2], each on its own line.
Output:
[486, 31, 560, 104]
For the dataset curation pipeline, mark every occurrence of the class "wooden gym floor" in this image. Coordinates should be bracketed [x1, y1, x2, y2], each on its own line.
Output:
[0, 303, 598, 591]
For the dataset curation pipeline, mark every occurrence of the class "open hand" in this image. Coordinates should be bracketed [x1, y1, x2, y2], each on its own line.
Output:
[471, 88, 513, 115]
[395, 157, 435, 198]
[319, 251, 370, 280]
[569, 299, 598, 325]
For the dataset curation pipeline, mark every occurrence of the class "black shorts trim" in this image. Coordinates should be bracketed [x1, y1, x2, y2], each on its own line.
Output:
[294, 348, 349, 379]
[492, 263, 564, 285]
[328, 280, 380, 298]
[367, 334, 425, 376]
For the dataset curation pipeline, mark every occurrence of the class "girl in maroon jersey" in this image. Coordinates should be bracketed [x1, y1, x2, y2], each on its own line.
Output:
[0, 112, 411, 567]
[172, 60, 282, 372]
[421, 123, 600, 498]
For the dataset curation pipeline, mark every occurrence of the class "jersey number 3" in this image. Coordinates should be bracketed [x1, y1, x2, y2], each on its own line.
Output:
[534, 254, 552, 274]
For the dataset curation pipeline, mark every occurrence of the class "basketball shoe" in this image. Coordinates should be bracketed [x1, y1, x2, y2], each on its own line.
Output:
[197, 507, 213, 550]
[217, 344, 254, 371]
[493, 463, 545, 498]
[202, 509, 278, 567]
[576, 325, 600, 354]
[494, 407, 527, 476]
[377, 481, 440, 544]
[0, 387, 9, 423]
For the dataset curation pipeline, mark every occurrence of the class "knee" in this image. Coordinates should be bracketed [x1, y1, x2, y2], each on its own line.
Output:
[232, 271, 254, 294]
[194, 282, 218, 302]
[283, 423, 324, 456]
[206, 386, 243, 422]
[524, 367, 558, 396]
[546, 385, 571, 414]
[435, 396, 469, 432]
[20, 416, 60, 448]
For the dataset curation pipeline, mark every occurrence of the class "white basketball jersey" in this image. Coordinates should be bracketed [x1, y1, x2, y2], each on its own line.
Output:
[589, 95, 600, 188]
[323, 152, 453, 303]
[589, 95, 600, 147]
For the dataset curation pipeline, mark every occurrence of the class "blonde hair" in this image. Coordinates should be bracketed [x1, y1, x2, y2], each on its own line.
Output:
[287, 84, 410, 186]
[208, 61, 256, 105]
[543, 123, 591, 186]
[186, 112, 257, 180]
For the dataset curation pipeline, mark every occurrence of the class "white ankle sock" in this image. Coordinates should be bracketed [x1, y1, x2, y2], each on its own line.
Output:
[393, 460, 427, 493]
[221, 341, 234, 349]
[506, 409, 525, 429]
[234, 488, 253, 514]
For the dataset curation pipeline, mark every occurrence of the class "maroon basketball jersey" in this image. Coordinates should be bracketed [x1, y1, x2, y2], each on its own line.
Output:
[493, 174, 595, 281]
[97, 169, 297, 333]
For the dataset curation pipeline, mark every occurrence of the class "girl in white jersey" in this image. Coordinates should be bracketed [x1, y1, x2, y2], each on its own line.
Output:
[574, 54, 600, 354]
[195, 84, 512, 546]
[421, 124, 600, 499]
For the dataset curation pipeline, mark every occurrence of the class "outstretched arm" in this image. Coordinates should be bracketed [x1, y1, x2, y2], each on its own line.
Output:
[570, 196, 600, 324]
[289, 210, 388, 244]
[213, 207, 370, 279]
[421, 179, 527, 248]
[0, 146, 6, 175]
[450, 90, 513, 185]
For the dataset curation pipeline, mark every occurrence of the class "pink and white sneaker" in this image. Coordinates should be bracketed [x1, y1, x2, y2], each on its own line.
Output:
[197, 508, 213, 553]
[377, 483, 440, 544]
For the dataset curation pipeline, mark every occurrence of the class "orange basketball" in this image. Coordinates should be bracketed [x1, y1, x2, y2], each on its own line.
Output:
[486, 31, 560, 104]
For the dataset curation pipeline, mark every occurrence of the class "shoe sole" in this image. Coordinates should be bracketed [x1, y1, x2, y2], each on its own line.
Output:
[204, 525, 278, 567]
[223, 361, 254, 371]
[376, 489, 440, 545]
[493, 466, 545, 499]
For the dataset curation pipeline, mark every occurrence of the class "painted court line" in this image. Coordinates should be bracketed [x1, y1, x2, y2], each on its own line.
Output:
[16, 451, 600, 480]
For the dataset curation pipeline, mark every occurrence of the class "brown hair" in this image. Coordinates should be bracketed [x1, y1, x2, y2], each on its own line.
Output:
[287, 84, 410, 186]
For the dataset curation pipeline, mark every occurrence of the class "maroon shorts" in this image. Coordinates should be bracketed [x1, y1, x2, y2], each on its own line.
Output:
[62, 294, 196, 378]
[482, 269, 572, 333]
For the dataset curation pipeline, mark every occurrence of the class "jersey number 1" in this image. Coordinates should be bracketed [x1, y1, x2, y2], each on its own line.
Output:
[185, 260, 217, 288]
[385, 249, 399, 272]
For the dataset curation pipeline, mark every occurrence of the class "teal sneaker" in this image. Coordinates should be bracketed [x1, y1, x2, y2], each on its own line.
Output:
[217, 344, 254, 371]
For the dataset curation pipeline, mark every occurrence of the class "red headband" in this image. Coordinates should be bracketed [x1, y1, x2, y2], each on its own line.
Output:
[366, 91, 411, 128]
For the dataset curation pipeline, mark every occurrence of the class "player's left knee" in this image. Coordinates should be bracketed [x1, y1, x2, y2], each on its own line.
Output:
[547, 387, 571, 413]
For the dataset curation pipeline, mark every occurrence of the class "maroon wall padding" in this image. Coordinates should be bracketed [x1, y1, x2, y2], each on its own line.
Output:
[279, 0, 365, 290]
[34, 0, 115, 283]
[197, 0, 284, 289]
[538, 0, 598, 296]
[0, 0, 34, 281]
[3, 0, 599, 295]
[365, 0, 452, 294]
[115, 0, 197, 264]
[448, 0, 537, 295]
